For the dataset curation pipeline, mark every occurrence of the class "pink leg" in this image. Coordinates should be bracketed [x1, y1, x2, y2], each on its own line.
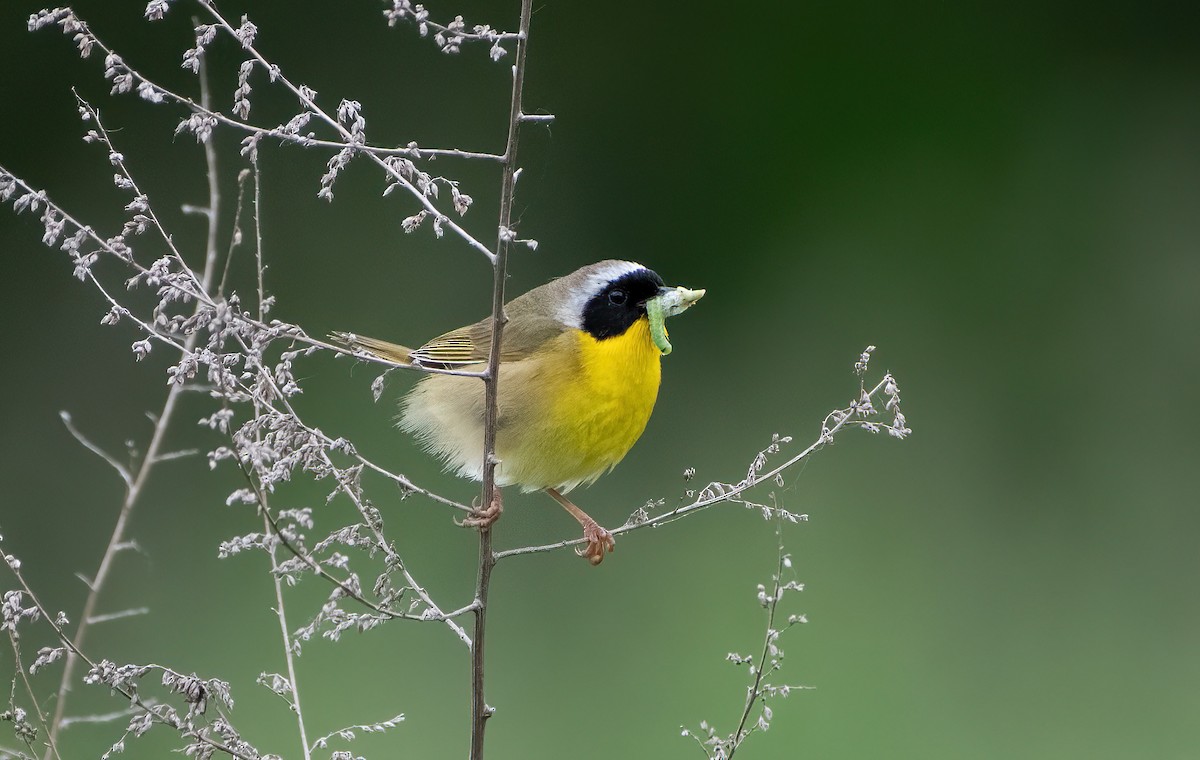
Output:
[545, 487, 614, 566]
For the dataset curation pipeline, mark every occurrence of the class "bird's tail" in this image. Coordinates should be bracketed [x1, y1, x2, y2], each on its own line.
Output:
[329, 331, 413, 365]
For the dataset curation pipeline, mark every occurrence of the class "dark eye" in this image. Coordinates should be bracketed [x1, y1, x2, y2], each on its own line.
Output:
[608, 289, 627, 305]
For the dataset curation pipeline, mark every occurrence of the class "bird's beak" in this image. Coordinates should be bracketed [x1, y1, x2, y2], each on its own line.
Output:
[645, 285, 705, 355]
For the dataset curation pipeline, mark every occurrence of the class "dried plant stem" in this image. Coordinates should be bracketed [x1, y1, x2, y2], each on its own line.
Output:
[469, 513, 497, 759]
[262, 383, 473, 646]
[264, 510, 311, 758]
[247, 152, 310, 757]
[9, 631, 63, 760]
[470, 1, 534, 756]
[45, 56, 225, 752]
[195, 1, 497, 263]
[196, 49, 221, 287]
[5, 562, 256, 760]
[252, 157, 265, 320]
[727, 527, 786, 760]
[47, 374, 186, 750]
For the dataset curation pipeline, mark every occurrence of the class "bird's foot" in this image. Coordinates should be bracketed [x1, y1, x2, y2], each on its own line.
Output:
[458, 490, 503, 530]
[575, 519, 615, 566]
[544, 487, 615, 566]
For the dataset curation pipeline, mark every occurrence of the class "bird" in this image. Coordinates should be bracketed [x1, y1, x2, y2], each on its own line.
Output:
[331, 260, 704, 565]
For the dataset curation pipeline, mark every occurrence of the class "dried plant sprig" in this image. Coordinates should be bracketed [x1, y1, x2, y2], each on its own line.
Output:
[3, 147, 482, 663]
[196, 1, 500, 260]
[32, 4, 502, 258]
[6, 27, 477, 749]
[308, 713, 405, 755]
[34, 7, 502, 162]
[2, 160, 481, 386]
[76, 94, 200, 287]
[227, 363, 475, 647]
[257, 496, 311, 757]
[226, 446, 476, 650]
[57, 705, 140, 729]
[0, 170, 473, 505]
[495, 349, 912, 561]
[682, 518, 812, 759]
[1, 551, 262, 759]
[383, 0, 521, 61]
[6, 623, 63, 760]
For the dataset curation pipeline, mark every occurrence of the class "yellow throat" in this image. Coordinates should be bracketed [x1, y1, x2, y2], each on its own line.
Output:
[528, 316, 662, 492]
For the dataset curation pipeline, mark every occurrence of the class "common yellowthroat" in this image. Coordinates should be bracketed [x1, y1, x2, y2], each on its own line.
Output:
[333, 260, 704, 564]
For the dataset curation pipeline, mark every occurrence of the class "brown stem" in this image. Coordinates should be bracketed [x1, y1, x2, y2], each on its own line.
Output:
[470, 1, 534, 757]
[46, 362, 185, 752]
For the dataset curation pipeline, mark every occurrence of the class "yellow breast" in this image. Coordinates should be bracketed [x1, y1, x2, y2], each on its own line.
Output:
[500, 316, 662, 492]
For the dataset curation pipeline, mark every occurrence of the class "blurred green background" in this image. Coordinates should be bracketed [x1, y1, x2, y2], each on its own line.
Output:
[2, 1, 1198, 758]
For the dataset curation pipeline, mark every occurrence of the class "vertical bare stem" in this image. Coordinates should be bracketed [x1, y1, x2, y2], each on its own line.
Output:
[246, 160, 309, 757]
[44, 52, 223, 752]
[264, 512, 311, 758]
[727, 523, 786, 760]
[470, 1, 534, 757]
[252, 157, 266, 318]
[197, 51, 221, 287]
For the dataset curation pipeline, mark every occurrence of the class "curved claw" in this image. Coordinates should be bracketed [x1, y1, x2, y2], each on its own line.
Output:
[544, 487, 615, 566]
[575, 522, 615, 566]
[457, 490, 503, 530]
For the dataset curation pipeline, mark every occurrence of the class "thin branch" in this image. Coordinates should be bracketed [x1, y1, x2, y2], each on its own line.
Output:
[242, 154, 311, 756]
[47, 11, 504, 161]
[215, 168, 251, 300]
[251, 157, 265, 320]
[48, 371, 185, 749]
[495, 377, 893, 561]
[727, 524, 787, 759]
[352, 452, 474, 514]
[74, 93, 209, 304]
[383, 2, 522, 49]
[4, 560, 258, 760]
[57, 412, 132, 490]
[470, 1, 534, 757]
[7, 632, 62, 760]
[194, 1, 498, 263]
[228, 365, 474, 647]
[263, 501, 311, 759]
[196, 53, 220, 289]
[58, 706, 139, 728]
[232, 457, 424, 628]
[149, 449, 199, 464]
[307, 713, 405, 755]
[85, 608, 149, 625]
